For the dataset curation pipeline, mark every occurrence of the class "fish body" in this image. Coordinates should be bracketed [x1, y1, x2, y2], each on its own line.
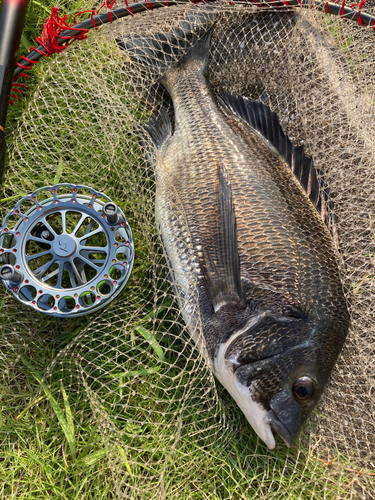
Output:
[120, 10, 350, 449]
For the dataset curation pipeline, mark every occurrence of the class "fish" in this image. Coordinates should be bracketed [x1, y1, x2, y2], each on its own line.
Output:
[118, 9, 350, 449]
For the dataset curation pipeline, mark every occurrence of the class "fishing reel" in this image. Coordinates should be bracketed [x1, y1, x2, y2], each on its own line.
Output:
[0, 184, 134, 317]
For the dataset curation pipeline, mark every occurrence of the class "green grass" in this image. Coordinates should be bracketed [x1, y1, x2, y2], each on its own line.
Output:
[1, 2, 374, 499]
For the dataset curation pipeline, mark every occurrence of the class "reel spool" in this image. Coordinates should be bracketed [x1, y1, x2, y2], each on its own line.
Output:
[0, 184, 134, 317]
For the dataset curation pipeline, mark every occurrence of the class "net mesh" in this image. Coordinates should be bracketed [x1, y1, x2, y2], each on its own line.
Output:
[1, 1, 375, 498]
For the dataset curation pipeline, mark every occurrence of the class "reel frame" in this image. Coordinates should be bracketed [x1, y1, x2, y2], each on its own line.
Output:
[0, 183, 134, 317]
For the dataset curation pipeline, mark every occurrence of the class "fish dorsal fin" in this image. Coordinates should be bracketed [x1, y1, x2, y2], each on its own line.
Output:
[217, 93, 336, 236]
[200, 162, 243, 311]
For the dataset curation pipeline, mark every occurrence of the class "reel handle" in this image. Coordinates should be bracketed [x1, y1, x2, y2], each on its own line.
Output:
[0, 264, 23, 285]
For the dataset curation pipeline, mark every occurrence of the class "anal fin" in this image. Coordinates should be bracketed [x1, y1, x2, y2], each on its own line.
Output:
[137, 109, 172, 150]
[135, 109, 172, 167]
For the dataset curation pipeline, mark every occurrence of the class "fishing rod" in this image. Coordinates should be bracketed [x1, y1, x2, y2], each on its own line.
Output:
[0, 0, 29, 183]
[12, 0, 375, 79]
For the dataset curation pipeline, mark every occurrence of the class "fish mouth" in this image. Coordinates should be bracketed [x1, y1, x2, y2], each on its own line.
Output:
[266, 410, 294, 448]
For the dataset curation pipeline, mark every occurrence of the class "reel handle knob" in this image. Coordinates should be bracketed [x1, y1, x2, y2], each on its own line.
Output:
[103, 202, 120, 225]
[0, 264, 23, 284]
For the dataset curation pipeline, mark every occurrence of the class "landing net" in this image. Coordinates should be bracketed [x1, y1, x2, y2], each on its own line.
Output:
[1, 1, 374, 498]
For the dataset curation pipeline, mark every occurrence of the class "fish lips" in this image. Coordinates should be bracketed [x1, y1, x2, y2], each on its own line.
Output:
[266, 409, 294, 448]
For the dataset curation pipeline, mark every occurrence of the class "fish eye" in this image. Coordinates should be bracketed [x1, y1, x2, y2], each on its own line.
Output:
[292, 376, 315, 403]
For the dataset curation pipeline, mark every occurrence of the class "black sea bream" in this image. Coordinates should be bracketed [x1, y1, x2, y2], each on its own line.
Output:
[118, 10, 350, 449]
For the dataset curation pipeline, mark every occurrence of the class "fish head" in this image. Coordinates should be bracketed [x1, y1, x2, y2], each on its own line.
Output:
[247, 356, 322, 449]
[215, 311, 347, 449]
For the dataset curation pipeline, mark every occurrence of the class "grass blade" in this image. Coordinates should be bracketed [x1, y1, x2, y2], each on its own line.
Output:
[116, 445, 133, 478]
[21, 357, 76, 462]
[79, 449, 108, 467]
[30, 0, 51, 13]
[137, 302, 172, 323]
[0, 193, 26, 204]
[111, 366, 161, 379]
[53, 158, 64, 185]
[135, 326, 165, 361]
[61, 385, 76, 461]
[16, 394, 47, 420]
[20, 33, 32, 52]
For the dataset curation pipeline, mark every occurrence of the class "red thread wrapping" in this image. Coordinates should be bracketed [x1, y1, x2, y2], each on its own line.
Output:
[260, 0, 291, 8]
[324, 0, 368, 23]
[350, 0, 366, 24]
[11, 0, 123, 104]
[31, 7, 88, 57]
[74, 10, 97, 28]
[15, 7, 89, 73]
[16, 56, 38, 70]
[11, 6, 91, 104]
[9, 83, 26, 104]
[341, 0, 346, 16]
[280, 0, 290, 7]
[97, 0, 118, 22]
[251, 0, 266, 8]
[123, 0, 135, 16]
[9, 72, 29, 105]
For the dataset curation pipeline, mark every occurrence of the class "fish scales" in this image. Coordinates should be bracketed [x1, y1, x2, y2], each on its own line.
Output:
[161, 55, 345, 325]
[120, 9, 350, 449]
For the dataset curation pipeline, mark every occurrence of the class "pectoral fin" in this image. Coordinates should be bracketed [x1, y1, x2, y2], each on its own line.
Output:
[200, 162, 243, 311]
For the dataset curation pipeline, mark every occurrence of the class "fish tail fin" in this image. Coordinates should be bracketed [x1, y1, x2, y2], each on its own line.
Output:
[116, 9, 216, 79]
